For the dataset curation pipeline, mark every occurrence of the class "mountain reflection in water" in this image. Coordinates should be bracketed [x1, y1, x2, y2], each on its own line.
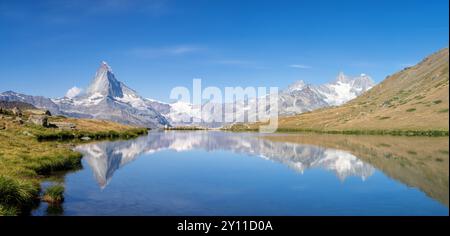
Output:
[75, 131, 374, 189]
[74, 131, 449, 207]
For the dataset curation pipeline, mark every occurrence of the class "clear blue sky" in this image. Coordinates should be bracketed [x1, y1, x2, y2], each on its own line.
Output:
[0, 0, 448, 102]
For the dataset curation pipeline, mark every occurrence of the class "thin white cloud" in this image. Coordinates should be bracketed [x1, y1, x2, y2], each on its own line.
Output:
[129, 45, 204, 58]
[215, 60, 253, 65]
[168, 46, 201, 55]
[289, 64, 311, 69]
[0, 0, 169, 24]
[48, 0, 168, 15]
[212, 59, 267, 69]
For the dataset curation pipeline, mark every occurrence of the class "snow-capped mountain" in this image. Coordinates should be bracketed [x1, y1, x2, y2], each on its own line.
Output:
[52, 62, 169, 128]
[275, 72, 375, 115]
[0, 61, 373, 128]
[313, 72, 374, 106]
[0, 62, 169, 128]
[148, 100, 204, 126]
[149, 72, 375, 126]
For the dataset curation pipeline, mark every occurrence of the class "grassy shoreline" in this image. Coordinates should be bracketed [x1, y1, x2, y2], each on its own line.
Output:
[0, 116, 148, 215]
[164, 124, 449, 137]
[35, 127, 148, 141]
[224, 126, 449, 137]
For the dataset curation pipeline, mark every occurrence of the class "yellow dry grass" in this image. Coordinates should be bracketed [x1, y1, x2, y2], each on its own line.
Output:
[48, 116, 141, 132]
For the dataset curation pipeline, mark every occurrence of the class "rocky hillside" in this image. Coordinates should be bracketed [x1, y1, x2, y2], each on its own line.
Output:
[0, 91, 61, 114]
[0, 100, 36, 110]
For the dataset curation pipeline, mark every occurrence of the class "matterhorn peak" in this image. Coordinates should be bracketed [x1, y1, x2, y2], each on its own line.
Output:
[100, 61, 112, 71]
[85, 61, 124, 98]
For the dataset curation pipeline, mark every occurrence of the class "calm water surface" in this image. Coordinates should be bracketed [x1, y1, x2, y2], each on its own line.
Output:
[32, 131, 449, 216]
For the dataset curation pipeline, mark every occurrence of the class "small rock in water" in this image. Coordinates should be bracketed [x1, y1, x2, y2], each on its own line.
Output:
[81, 136, 91, 141]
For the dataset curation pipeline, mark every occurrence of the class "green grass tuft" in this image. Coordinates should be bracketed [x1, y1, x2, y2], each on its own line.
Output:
[0, 205, 18, 216]
[0, 175, 39, 215]
[42, 185, 64, 204]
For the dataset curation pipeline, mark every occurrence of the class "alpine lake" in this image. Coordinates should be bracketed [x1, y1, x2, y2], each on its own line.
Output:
[32, 131, 449, 216]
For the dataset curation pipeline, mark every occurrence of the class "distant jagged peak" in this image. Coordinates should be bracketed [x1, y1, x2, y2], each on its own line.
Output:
[284, 72, 375, 95]
[335, 71, 350, 83]
[285, 80, 308, 93]
[334, 72, 374, 84]
[331, 72, 375, 91]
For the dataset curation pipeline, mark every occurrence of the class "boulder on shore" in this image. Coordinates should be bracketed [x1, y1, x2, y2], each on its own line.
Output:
[28, 115, 48, 127]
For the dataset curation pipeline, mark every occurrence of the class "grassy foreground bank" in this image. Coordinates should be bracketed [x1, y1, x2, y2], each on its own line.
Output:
[0, 115, 147, 215]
